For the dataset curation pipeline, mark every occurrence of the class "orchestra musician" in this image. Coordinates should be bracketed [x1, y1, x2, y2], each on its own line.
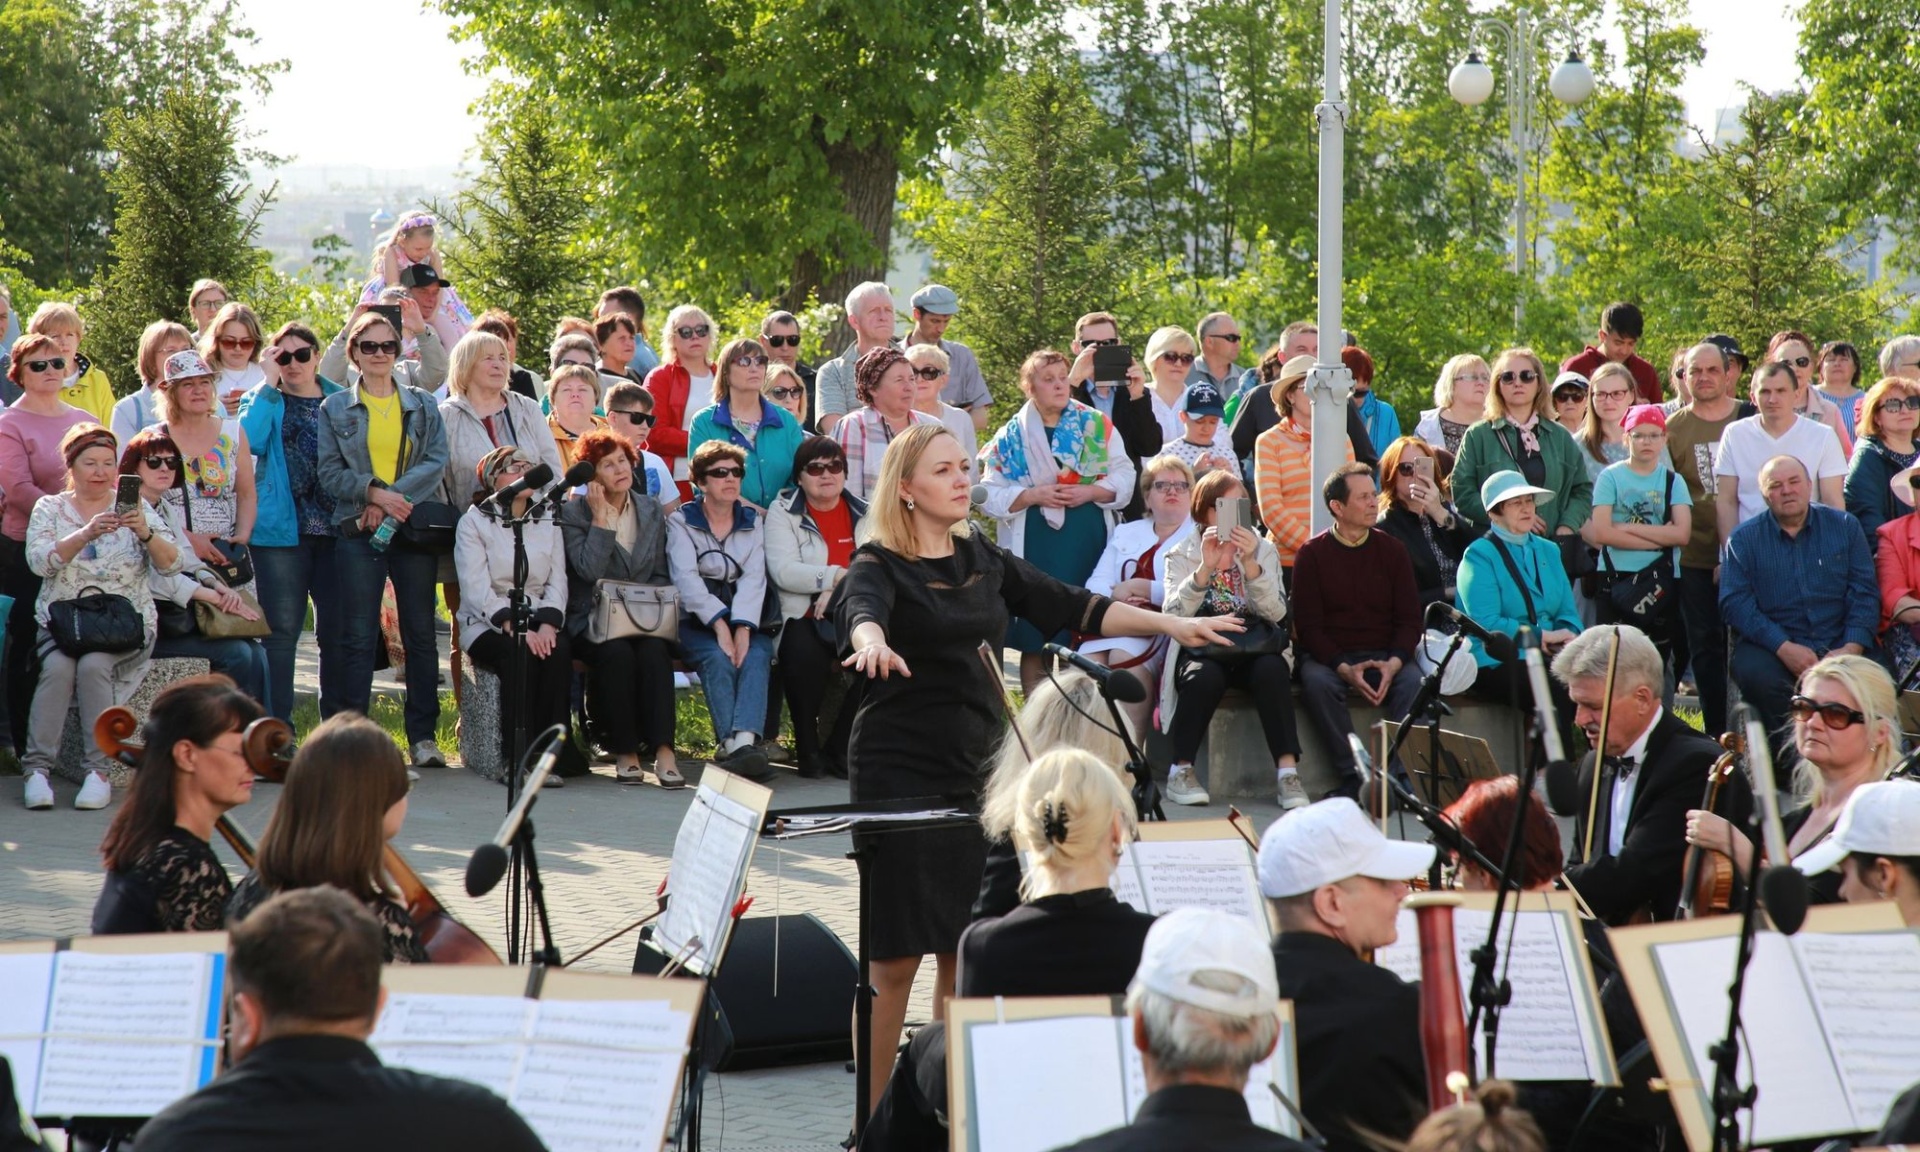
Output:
[1549, 625, 1735, 924]
[1685, 653, 1896, 906]
[131, 888, 547, 1152]
[1056, 908, 1310, 1152]
[1403, 1080, 1545, 1152]
[1259, 798, 1432, 1152]
[91, 675, 265, 934]
[224, 713, 430, 963]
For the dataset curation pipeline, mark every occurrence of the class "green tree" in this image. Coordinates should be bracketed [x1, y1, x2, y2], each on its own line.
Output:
[82, 78, 272, 392]
[902, 56, 1154, 401]
[0, 0, 111, 286]
[429, 94, 607, 348]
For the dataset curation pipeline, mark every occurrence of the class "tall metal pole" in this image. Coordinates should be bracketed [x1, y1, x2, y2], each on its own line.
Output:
[1308, 0, 1353, 536]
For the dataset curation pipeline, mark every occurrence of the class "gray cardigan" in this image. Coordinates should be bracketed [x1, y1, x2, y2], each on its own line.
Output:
[315, 381, 451, 531]
[438, 391, 564, 506]
[556, 493, 670, 638]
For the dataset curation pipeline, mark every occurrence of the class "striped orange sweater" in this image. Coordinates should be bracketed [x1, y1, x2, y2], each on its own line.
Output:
[1253, 417, 1354, 566]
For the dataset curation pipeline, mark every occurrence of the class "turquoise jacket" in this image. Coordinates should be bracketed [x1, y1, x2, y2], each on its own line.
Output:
[687, 397, 806, 509]
[239, 376, 346, 547]
[1457, 531, 1582, 668]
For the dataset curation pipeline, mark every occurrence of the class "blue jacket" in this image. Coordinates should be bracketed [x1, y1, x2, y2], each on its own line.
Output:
[240, 377, 346, 547]
[315, 381, 450, 532]
[1356, 391, 1403, 459]
[687, 397, 806, 509]
[1457, 531, 1583, 667]
[1721, 504, 1877, 655]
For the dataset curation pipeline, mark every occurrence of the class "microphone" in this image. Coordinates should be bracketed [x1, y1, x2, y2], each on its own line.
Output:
[1043, 642, 1147, 703]
[1347, 733, 1375, 793]
[1738, 703, 1809, 934]
[970, 483, 990, 510]
[1518, 630, 1568, 766]
[465, 724, 566, 897]
[483, 462, 554, 510]
[1426, 601, 1517, 663]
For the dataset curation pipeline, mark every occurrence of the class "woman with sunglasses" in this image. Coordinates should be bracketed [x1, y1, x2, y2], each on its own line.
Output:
[153, 351, 258, 598]
[0, 333, 98, 748]
[112, 320, 194, 448]
[25, 301, 115, 424]
[1375, 436, 1474, 608]
[241, 322, 347, 722]
[1686, 654, 1898, 906]
[906, 343, 979, 456]
[1141, 326, 1206, 443]
[643, 304, 718, 503]
[1770, 329, 1853, 457]
[1847, 377, 1920, 550]
[224, 713, 430, 962]
[764, 362, 811, 432]
[1452, 347, 1593, 535]
[316, 311, 451, 769]
[124, 428, 270, 705]
[92, 675, 264, 933]
[200, 301, 268, 418]
[766, 437, 865, 778]
[1416, 354, 1493, 455]
[834, 347, 939, 504]
[689, 337, 807, 510]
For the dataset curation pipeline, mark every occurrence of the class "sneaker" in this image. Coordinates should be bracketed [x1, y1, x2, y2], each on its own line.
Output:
[407, 768, 421, 784]
[412, 740, 447, 768]
[616, 761, 647, 783]
[23, 772, 53, 810]
[75, 772, 111, 811]
[1164, 766, 1210, 806]
[1277, 771, 1310, 811]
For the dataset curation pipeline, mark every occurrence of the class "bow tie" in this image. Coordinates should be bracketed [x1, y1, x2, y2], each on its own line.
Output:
[1603, 755, 1637, 781]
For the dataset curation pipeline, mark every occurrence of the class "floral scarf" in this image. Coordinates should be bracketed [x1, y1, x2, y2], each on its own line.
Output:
[981, 400, 1115, 530]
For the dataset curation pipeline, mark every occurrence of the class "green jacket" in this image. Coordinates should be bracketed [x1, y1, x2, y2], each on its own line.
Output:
[1451, 417, 1593, 533]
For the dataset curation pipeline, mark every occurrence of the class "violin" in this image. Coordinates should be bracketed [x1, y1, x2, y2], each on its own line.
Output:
[1677, 732, 1741, 919]
[94, 707, 502, 965]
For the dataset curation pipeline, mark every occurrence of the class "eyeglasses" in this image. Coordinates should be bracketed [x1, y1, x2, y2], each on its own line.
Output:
[1159, 352, 1195, 366]
[1150, 480, 1191, 494]
[1593, 388, 1634, 400]
[193, 298, 228, 312]
[1499, 369, 1541, 384]
[356, 340, 401, 356]
[1208, 332, 1242, 344]
[1454, 372, 1490, 384]
[1627, 430, 1665, 442]
[912, 366, 943, 380]
[216, 336, 256, 352]
[674, 324, 712, 340]
[611, 409, 656, 427]
[274, 346, 315, 366]
[23, 357, 67, 373]
[702, 466, 745, 480]
[732, 353, 768, 368]
[763, 334, 801, 348]
[1881, 397, 1920, 413]
[1789, 695, 1867, 729]
[802, 459, 847, 476]
[769, 386, 806, 401]
[140, 454, 181, 470]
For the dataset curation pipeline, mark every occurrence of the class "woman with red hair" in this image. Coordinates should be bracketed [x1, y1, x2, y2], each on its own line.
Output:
[1440, 775, 1564, 891]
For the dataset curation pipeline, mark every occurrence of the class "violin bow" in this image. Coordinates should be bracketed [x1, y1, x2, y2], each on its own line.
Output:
[976, 640, 1033, 763]
[1580, 626, 1624, 864]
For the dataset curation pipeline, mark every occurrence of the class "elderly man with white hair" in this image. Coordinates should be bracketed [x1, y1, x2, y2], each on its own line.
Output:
[814, 280, 899, 434]
[1055, 907, 1310, 1152]
[1879, 334, 1920, 383]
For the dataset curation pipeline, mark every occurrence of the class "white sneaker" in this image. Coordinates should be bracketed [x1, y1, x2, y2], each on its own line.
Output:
[75, 772, 111, 811]
[1277, 771, 1310, 811]
[1165, 765, 1210, 806]
[412, 740, 446, 768]
[23, 772, 53, 810]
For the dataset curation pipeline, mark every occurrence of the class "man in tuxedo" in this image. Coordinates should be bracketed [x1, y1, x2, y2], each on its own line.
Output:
[1549, 624, 1742, 924]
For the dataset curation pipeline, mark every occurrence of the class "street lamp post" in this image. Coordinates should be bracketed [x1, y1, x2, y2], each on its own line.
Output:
[1449, 12, 1594, 331]
[1307, 0, 1352, 536]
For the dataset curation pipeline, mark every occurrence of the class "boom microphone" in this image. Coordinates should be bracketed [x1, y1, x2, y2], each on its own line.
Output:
[1426, 601, 1517, 663]
[483, 462, 554, 510]
[1043, 642, 1148, 703]
[970, 483, 990, 509]
[465, 725, 565, 897]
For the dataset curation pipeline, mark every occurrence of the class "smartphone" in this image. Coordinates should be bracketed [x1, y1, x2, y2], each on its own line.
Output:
[1409, 455, 1434, 480]
[115, 474, 142, 517]
[1092, 344, 1132, 385]
[367, 303, 404, 341]
[1216, 495, 1250, 535]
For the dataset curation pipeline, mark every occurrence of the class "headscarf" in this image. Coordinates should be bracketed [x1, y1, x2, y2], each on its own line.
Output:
[854, 347, 910, 408]
[61, 424, 118, 468]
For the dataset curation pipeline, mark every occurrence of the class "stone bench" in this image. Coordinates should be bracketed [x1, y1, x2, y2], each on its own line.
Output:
[54, 657, 213, 787]
[1146, 686, 1524, 803]
[458, 661, 506, 782]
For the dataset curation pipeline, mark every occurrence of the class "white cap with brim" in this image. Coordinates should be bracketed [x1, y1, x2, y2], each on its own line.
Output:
[1795, 779, 1920, 876]
[1257, 797, 1436, 898]
[1480, 469, 1557, 513]
[1130, 907, 1280, 1019]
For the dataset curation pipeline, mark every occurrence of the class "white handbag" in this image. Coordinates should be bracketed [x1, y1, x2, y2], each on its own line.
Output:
[586, 580, 679, 643]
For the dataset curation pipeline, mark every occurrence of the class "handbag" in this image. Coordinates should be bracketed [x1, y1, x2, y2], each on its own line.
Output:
[193, 587, 272, 640]
[379, 404, 458, 553]
[156, 600, 198, 639]
[47, 586, 144, 656]
[1602, 471, 1679, 629]
[1181, 614, 1289, 666]
[177, 481, 254, 587]
[587, 580, 680, 643]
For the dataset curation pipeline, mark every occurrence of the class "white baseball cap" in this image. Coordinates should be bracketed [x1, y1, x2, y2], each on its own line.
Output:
[1129, 907, 1279, 1019]
[1257, 797, 1436, 898]
[1794, 779, 1920, 876]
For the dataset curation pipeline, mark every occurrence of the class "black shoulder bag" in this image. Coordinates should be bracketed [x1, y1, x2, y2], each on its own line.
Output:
[1600, 469, 1679, 630]
[387, 400, 458, 554]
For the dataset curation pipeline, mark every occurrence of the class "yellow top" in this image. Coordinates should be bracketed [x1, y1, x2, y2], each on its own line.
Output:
[62, 364, 115, 426]
[364, 387, 404, 486]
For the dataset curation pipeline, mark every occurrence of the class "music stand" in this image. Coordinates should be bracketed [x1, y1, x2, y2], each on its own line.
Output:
[1381, 722, 1499, 810]
[761, 796, 978, 1146]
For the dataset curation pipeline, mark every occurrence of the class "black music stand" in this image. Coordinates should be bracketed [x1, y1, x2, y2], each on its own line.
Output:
[761, 796, 978, 1146]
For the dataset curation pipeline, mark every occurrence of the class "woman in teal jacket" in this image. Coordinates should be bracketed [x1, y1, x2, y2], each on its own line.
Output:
[686, 337, 807, 509]
[1457, 472, 1581, 736]
[238, 321, 346, 722]
[1451, 347, 1593, 534]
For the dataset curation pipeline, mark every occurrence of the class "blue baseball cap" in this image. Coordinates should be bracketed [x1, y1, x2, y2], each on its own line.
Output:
[1183, 380, 1226, 419]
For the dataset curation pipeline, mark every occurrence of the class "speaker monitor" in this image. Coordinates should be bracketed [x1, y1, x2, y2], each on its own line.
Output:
[635, 912, 856, 1072]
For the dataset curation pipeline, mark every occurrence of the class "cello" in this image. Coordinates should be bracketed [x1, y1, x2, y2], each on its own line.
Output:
[94, 707, 502, 965]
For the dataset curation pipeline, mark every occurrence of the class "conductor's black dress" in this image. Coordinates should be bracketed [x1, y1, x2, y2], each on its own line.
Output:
[836, 532, 1111, 959]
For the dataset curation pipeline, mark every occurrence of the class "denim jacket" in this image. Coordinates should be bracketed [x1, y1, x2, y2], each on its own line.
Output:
[240, 376, 346, 547]
[315, 381, 450, 533]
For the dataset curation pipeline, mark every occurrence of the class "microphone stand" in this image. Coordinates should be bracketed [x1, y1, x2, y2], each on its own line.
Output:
[1106, 687, 1164, 823]
[1384, 604, 1472, 813]
[499, 489, 549, 963]
[1707, 798, 1768, 1152]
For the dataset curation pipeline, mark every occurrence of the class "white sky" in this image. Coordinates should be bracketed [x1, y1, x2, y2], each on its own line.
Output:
[234, 0, 1800, 171]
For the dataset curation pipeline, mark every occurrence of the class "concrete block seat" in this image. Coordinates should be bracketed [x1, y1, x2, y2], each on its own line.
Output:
[458, 661, 507, 782]
[53, 657, 213, 787]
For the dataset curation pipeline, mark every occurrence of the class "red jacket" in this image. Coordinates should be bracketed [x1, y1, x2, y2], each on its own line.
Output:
[1562, 346, 1662, 405]
[644, 361, 715, 501]
[1877, 513, 1920, 632]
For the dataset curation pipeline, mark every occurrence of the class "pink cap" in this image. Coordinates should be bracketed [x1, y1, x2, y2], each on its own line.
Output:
[1622, 404, 1667, 433]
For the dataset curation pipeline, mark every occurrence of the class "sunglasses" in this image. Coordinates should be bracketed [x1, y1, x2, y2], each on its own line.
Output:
[356, 339, 401, 356]
[912, 366, 943, 380]
[140, 454, 181, 470]
[1789, 695, 1867, 729]
[216, 336, 257, 351]
[674, 324, 712, 340]
[1208, 332, 1242, 344]
[702, 466, 745, 480]
[733, 353, 768, 368]
[1083, 337, 1121, 348]
[1393, 461, 1429, 476]
[611, 409, 657, 427]
[1159, 352, 1195, 366]
[1784, 355, 1812, 368]
[1499, 369, 1542, 384]
[273, 346, 315, 366]
[24, 357, 67, 373]
[802, 459, 847, 476]
[763, 334, 801, 348]
[769, 386, 806, 401]
[1882, 397, 1920, 413]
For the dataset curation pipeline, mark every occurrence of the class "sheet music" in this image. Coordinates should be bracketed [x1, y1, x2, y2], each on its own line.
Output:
[1376, 909, 1422, 983]
[967, 1016, 1130, 1152]
[656, 781, 759, 975]
[1793, 931, 1920, 1129]
[34, 951, 222, 1118]
[371, 992, 535, 1091]
[1452, 908, 1602, 1082]
[1132, 839, 1265, 923]
[516, 998, 690, 1152]
[0, 953, 54, 1117]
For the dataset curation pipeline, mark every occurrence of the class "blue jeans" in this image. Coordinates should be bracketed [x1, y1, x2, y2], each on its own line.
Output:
[335, 535, 441, 744]
[252, 536, 344, 722]
[680, 625, 773, 740]
[153, 632, 271, 711]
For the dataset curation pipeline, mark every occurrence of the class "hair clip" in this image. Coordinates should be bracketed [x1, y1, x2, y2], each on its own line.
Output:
[1042, 800, 1070, 845]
